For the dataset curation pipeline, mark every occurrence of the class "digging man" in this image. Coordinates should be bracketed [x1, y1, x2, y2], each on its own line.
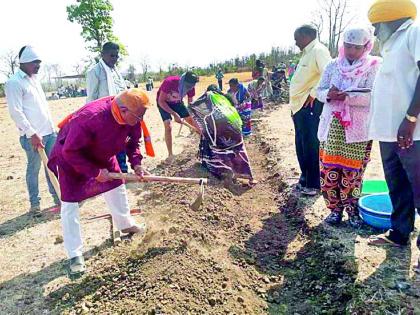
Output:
[48, 89, 151, 277]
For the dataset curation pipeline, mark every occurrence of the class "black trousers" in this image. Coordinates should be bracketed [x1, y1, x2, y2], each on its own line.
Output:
[380, 141, 420, 245]
[292, 99, 323, 189]
[218, 79, 223, 91]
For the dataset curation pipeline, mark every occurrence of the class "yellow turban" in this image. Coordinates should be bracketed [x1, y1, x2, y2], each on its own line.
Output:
[368, 0, 417, 24]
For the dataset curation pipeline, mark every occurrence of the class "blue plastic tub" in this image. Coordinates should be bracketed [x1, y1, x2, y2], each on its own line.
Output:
[359, 193, 393, 230]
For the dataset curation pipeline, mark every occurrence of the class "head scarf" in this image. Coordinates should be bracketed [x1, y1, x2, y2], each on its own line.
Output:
[115, 88, 150, 110]
[337, 27, 379, 81]
[111, 88, 150, 124]
[19, 46, 41, 64]
[333, 27, 381, 127]
[368, 0, 417, 24]
[179, 72, 197, 98]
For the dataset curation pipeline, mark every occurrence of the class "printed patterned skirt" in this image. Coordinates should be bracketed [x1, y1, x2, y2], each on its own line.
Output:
[320, 118, 371, 171]
[320, 117, 372, 214]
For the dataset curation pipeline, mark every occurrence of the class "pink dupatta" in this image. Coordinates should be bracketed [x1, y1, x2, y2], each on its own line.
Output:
[332, 27, 380, 127]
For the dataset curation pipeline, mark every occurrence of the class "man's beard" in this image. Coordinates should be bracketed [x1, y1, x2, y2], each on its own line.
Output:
[377, 23, 394, 43]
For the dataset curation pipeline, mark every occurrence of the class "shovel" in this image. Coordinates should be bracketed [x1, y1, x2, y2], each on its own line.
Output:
[177, 124, 183, 137]
[38, 147, 61, 200]
[109, 173, 207, 210]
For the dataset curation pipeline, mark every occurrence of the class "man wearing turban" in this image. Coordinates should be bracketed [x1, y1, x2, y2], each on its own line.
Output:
[48, 89, 151, 276]
[367, 0, 420, 254]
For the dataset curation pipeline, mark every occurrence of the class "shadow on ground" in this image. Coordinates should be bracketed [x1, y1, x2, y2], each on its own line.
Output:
[229, 184, 360, 314]
[0, 240, 111, 314]
[0, 209, 59, 239]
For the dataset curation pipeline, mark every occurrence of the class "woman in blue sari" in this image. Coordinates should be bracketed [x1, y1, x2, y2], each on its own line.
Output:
[227, 78, 252, 136]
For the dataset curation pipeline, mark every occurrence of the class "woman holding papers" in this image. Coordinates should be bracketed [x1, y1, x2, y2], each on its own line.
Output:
[316, 26, 381, 228]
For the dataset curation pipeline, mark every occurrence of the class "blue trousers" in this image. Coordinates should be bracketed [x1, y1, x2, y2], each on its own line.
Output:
[116, 151, 128, 173]
[19, 133, 60, 207]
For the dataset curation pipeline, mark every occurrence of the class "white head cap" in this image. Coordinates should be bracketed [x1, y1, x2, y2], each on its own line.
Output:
[19, 46, 42, 64]
[343, 27, 373, 46]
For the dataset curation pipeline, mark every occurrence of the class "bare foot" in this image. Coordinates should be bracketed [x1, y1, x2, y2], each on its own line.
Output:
[165, 155, 175, 163]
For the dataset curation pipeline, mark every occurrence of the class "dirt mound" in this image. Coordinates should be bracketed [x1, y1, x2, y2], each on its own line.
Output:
[48, 136, 276, 314]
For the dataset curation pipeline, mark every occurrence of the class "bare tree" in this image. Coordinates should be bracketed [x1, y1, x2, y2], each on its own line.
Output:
[73, 62, 88, 86]
[41, 64, 55, 89]
[39, 63, 63, 91]
[139, 56, 150, 81]
[311, 0, 355, 57]
[311, 11, 324, 41]
[73, 63, 84, 76]
[0, 50, 18, 78]
[48, 64, 64, 89]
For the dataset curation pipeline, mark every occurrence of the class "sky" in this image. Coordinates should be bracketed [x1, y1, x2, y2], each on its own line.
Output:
[0, 0, 418, 82]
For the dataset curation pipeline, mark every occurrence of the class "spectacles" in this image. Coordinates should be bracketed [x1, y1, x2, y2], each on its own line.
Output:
[127, 109, 143, 121]
[115, 96, 143, 121]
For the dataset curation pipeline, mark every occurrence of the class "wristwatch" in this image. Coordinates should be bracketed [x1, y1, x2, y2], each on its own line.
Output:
[406, 114, 418, 123]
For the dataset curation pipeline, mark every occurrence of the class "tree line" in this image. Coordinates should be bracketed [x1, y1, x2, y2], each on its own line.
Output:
[1, 0, 355, 96]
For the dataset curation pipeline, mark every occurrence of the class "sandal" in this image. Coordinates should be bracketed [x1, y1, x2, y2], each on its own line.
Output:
[325, 212, 343, 226]
[67, 255, 86, 279]
[368, 233, 403, 248]
[301, 187, 319, 197]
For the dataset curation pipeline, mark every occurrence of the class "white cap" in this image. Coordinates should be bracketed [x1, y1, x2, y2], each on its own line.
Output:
[19, 46, 42, 64]
[344, 27, 373, 46]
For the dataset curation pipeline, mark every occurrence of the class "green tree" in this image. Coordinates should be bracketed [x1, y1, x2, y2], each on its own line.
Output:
[67, 0, 127, 55]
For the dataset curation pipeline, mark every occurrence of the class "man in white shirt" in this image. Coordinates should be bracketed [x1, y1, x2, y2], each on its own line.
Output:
[5, 46, 60, 213]
[367, 0, 420, 251]
[86, 42, 126, 102]
[86, 42, 128, 172]
[290, 25, 332, 196]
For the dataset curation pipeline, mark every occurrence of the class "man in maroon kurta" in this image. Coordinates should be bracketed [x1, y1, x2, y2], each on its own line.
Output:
[157, 71, 200, 159]
[48, 89, 150, 276]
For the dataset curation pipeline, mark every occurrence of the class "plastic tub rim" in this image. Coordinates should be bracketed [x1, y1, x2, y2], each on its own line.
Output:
[359, 193, 392, 216]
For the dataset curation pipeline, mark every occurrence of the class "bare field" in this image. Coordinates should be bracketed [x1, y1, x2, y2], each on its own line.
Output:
[0, 72, 419, 314]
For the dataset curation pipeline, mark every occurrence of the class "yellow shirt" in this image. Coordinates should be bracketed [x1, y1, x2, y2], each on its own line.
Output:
[290, 40, 331, 114]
